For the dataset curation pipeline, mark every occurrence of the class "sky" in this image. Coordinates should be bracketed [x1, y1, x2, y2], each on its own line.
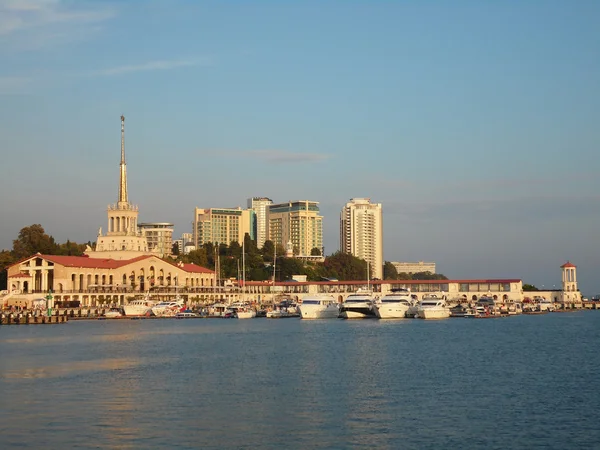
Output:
[1, 0, 599, 294]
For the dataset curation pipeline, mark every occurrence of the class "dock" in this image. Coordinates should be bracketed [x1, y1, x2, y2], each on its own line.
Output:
[1, 314, 68, 325]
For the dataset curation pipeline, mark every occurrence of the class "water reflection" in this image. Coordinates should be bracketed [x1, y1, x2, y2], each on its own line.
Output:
[1, 315, 600, 448]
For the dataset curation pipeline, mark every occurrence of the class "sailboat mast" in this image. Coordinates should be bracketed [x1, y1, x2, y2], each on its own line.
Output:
[272, 244, 277, 302]
[242, 239, 246, 298]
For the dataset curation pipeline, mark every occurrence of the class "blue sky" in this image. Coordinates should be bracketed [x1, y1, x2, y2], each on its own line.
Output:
[1, 0, 599, 294]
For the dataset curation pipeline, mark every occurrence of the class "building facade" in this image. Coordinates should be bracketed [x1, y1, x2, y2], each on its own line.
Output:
[85, 115, 153, 260]
[193, 207, 254, 248]
[5, 253, 215, 307]
[340, 198, 383, 279]
[268, 200, 323, 257]
[247, 197, 273, 249]
[138, 223, 174, 258]
[391, 261, 437, 275]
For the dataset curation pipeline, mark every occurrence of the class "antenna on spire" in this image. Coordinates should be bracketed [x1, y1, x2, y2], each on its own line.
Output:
[118, 114, 128, 204]
[120, 115, 125, 164]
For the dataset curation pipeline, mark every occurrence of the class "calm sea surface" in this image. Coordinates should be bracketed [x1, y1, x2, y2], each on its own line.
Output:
[1, 312, 600, 449]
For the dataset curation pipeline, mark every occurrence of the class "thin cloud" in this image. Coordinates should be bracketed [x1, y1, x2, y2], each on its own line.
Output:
[91, 58, 210, 77]
[243, 149, 331, 164]
[0, 0, 114, 48]
[0, 75, 32, 94]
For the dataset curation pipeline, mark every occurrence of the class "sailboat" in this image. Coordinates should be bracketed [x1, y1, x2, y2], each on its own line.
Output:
[235, 238, 256, 319]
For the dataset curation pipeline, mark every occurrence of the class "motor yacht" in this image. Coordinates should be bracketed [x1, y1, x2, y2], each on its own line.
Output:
[339, 289, 377, 319]
[229, 302, 257, 319]
[123, 294, 157, 316]
[151, 297, 185, 317]
[374, 288, 412, 319]
[298, 294, 339, 319]
[416, 294, 450, 319]
[175, 310, 199, 319]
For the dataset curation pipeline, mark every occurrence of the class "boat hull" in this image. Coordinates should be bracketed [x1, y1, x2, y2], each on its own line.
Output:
[417, 308, 450, 319]
[299, 305, 339, 319]
[236, 310, 256, 319]
[339, 307, 377, 319]
[375, 304, 409, 319]
[123, 305, 152, 316]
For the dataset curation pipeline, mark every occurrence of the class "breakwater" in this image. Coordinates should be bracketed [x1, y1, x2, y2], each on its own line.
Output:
[1, 313, 68, 325]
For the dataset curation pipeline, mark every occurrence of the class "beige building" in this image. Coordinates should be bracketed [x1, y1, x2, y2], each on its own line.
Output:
[193, 207, 253, 248]
[340, 198, 383, 279]
[268, 200, 323, 257]
[139, 222, 174, 258]
[5, 253, 214, 307]
[86, 115, 155, 260]
[392, 261, 437, 275]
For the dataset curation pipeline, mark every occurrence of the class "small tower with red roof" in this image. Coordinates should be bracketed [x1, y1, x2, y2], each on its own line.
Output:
[561, 261, 577, 293]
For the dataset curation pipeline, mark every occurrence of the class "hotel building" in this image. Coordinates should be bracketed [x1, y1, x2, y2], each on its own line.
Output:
[193, 207, 254, 248]
[138, 222, 174, 258]
[268, 200, 323, 257]
[247, 197, 273, 249]
[392, 261, 437, 275]
[340, 198, 383, 279]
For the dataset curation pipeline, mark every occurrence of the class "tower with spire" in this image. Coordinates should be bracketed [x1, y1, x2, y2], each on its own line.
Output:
[86, 115, 153, 260]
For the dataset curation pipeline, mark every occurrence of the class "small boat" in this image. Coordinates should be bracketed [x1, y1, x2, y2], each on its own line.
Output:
[104, 307, 124, 318]
[175, 310, 199, 319]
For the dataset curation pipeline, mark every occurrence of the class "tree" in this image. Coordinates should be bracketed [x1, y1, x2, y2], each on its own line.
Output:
[383, 261, 398, 280]
[261, 240, 274, 262]
[523, 284, 539, 291]
[411, 271, 448, 280]
[185, 248, 208, 268]
[12, 224, 58, 259]
[0, 250, 16, 290]
[310, 247, 322, 256]
[323, 252, 368, 281]
[171, 243, 180, 256]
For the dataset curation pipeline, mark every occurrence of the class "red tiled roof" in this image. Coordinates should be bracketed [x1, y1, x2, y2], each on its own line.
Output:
[180, 263, 214, 274]
[8, 253, 213, 275]
[246, 279, 521, 286]
[10, 273, 31, 278]
[561, 261, 576, 268]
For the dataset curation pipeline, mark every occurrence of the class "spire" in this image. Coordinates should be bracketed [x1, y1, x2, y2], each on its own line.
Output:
[118, 114, 128, 204]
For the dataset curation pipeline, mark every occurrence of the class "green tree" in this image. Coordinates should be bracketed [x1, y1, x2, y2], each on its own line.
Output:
[383, 261, 398, 280]
[411, 271, 449, 280]
[310, 247, 322, 256]
[12, 224, 58, 259]
[0, 250, 16, 290]
[185, 248, 209, 268]
[171, 243, 180, 256]
[323, 252, 368, 281]
[523, 284, 539, 291]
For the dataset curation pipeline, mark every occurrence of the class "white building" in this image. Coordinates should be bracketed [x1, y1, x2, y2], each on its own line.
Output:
[340, 198, 383, 280]
[248, 197, 272, 249]
[391, 261, 436, 275]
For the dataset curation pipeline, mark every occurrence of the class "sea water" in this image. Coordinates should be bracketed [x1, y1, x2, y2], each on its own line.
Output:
[1, 312, 599, 449]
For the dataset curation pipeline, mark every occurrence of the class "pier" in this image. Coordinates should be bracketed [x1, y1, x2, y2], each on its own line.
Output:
[1, 313, 68, 325]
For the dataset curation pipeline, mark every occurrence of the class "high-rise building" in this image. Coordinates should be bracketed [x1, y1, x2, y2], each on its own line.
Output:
[138, 222, 174, 258]
[247, 197, 273, 249]
[193, 207, 254, 247]
[340, 198, 383, 279]
[268, 200, 323, 257]
[86, 115, 152, 260]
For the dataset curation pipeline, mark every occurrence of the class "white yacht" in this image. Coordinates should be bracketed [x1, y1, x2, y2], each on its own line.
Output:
[416, 294, 450, 319]
[123, 294, 157, 316]
[339, 289, 377, 319]
[104, 307, 124, 318]
[229, 302, 257, 319]
[298, 294, 339, 319]
[151, 297, 185, 317]
[374, 289, 413, 319]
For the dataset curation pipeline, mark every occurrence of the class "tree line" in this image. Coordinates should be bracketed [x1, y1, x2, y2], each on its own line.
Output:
[0, 224, 449, 290]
